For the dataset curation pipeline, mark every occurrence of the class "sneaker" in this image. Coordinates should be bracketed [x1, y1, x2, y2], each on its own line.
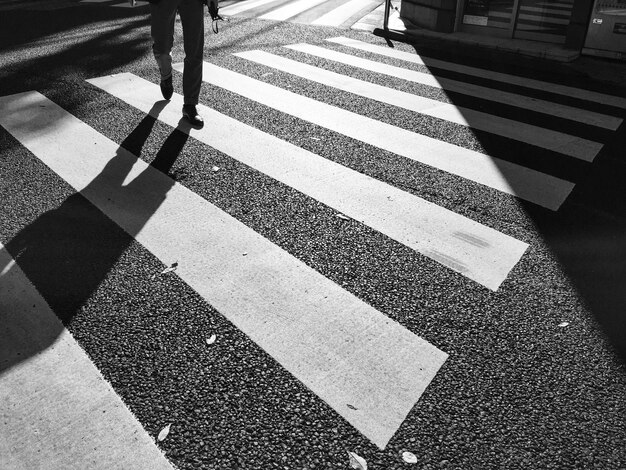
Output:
[160, 76, 173, 100]
[182, 105, 204, 128]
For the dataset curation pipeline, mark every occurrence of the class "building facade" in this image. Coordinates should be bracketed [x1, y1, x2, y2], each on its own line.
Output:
[400, 0, 626, 59]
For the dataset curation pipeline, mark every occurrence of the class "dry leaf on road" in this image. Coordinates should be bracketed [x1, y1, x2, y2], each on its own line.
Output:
[347, 451, 367, 470]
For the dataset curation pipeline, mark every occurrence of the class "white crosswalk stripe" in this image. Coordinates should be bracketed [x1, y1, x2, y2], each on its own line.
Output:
[0, 89, 448, 450]
[220, 0, 382, 27]
[2, 37, 622, 455]
[325, 37, 626, 110]
[311, 0, 380, 26]
[89, 72, 528, 291]
[259, 0, 329, 20]
[351, 2, 387, 31]
[234, 49, 602, 161]
[9, 0, 383, 26]
[285, 43, 623, 130]
[220, 0, 285, 15]
[178, 60, 575, 210]
[0, 245, 175, 470]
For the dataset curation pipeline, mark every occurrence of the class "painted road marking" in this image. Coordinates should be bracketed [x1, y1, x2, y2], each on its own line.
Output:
[235, 49, 602, 161]
[220, 0, 283, 16]
[91, 72, 528, 290]
[326, 37, 626, 111]
[352, 2, 386, 30]
[259, 0, 330, 20]
[185, 61, 574, 210]
[286, 43, 623, 130]
[0, 245, 174, 470]
[0, 90, 447, 450]
[311, 0, 379, 26]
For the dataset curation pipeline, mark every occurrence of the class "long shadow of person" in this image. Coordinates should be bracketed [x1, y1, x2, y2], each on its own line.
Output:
[0, 101, 190, 375]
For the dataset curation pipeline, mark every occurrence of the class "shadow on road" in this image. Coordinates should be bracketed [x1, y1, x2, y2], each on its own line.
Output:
[0, 102, 190, 375]
[0, 0, 311, 380]
[0, 0, 150, 51]
[0, 3, 150, 98]
[395, 36, 626, 363]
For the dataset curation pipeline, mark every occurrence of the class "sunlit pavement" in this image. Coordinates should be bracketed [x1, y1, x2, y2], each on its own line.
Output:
[1, 2, 626, 469]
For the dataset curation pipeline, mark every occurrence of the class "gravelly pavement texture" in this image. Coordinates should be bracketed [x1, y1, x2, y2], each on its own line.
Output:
[1, 2, 626, 469]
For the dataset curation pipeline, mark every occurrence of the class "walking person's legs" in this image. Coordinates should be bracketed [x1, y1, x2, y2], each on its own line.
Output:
[150, 0, 179, 99]
[178, 0, 204, 106]
[178, 0, 205, 126]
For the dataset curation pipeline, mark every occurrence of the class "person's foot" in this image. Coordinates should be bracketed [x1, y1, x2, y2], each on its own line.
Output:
[160, 76, 173, 100]
[182, 105, 203, 128]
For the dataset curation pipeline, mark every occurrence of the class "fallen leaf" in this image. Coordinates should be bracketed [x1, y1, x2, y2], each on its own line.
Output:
[402, 451, 418, 464]
[336, 213, 350, 220]
[157, 423, 171, 442]
[206, 334, 217, 345]
[161, 262, 178, 274]
[347, 451, 367, 470]
[212, 166, 220, 172]
[558, 321, 569, 327]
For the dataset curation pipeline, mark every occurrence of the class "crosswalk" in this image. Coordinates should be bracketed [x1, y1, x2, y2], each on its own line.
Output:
[64, 0, 386, 28]
[0, 243, 175, 470]
[220, 0, 384, 27]
[4, 0, 388, 30]
[1, 35, 624, 454]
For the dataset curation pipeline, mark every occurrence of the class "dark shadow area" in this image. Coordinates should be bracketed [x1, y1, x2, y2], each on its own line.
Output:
[0, 0, 289, 104]
[372, 30, 626, 363]
[0, 0, 156, 109]
[0, 16, 149, 97]
[0, 0, 149, 51]
[528, 125, 626, 363]
[0, 102, 189, 375]
[0, 0, 325, 378]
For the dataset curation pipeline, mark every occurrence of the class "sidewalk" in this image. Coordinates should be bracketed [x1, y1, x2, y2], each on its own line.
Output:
[353, 2, 626, 92]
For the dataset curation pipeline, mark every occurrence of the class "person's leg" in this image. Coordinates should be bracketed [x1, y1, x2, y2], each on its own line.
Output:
[177, 0, 204, 106]
[150, 0, 178, 85]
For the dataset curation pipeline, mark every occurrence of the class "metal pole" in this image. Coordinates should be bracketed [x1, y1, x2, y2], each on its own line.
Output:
[382, 0, 391, 31]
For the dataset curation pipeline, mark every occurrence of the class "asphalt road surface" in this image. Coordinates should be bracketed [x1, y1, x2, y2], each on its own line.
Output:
[1, 2, 626, 469]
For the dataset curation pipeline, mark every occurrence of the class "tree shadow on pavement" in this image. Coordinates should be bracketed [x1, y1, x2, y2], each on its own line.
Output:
[0, 0, 149, 52]
[0, 2, 152, 103]
[0, 101, 189, 376]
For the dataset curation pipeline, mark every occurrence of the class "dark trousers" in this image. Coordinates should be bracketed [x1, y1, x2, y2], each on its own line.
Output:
[150, 0, 204, 105]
